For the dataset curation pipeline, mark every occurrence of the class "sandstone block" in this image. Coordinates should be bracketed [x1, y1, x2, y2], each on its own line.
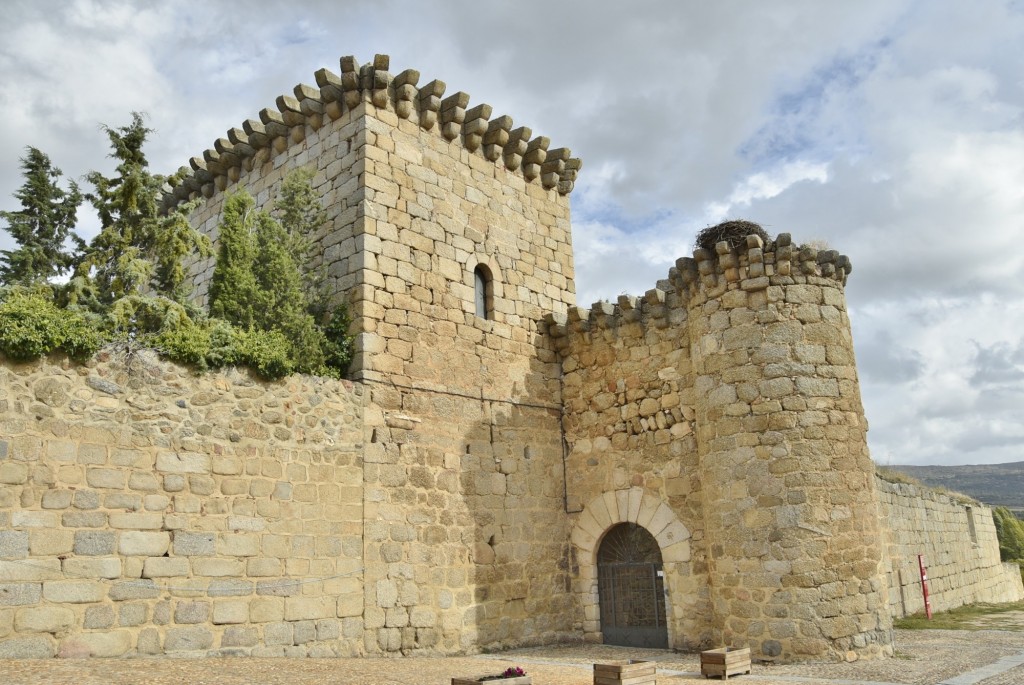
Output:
[11, 511, 57, 528]
[63, 557, 120, 579]
[247, 558, 282, 576]
[14, 606, 74, 633]
[40, 489, 72, 509]
[119, 531, 170, 556]
[250, 597, 285, 623]
[156, 451, 210, 474]
[108, 512, 164, 529]
[0, 462, 29, 485]
[142, 557, 189, 578]
[165, 625, 214, 651]
[74, 630, 133, 657]
[0, 557, 58, 581]
[193, 558, 244, 577]
[218, 534, 260, 557]
[43, 581, 106, 603]
[264, 621, 293, 645]
[285, 596, 335, 621]
[213, 599, 249, 624]
[86, 467, 126, 489]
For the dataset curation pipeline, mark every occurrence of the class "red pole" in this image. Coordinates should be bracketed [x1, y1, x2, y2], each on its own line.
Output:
[917, 554, 932, 620]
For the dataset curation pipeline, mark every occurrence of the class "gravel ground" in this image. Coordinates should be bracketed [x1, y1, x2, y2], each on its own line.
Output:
[2, 629, 1023, 685]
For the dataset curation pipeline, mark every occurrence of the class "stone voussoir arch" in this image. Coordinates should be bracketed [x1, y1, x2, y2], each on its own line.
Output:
[569, 487, 691, 643]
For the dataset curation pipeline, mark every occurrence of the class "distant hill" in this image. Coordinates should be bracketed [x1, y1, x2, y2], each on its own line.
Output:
[887, 461, 1024, 512]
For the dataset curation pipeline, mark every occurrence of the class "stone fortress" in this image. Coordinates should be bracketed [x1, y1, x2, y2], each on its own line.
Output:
[0, 54, 1021, 662]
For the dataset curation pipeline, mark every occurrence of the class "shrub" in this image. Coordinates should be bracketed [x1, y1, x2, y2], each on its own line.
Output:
[234, 328, 294, 380]
[0, 288, 105, 361]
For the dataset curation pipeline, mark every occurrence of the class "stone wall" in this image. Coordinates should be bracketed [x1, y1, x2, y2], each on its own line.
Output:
[0, 352, 364, 658]
[877, 478, 1024, 617]
[552, 289, 710, 650]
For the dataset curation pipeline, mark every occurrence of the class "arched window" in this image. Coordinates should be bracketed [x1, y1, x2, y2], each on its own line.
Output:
[474, 265, 493, 319]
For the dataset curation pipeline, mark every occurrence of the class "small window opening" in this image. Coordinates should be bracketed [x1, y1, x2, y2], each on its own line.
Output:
[474, 265, 493, 319]
[966, 506, 978, 545]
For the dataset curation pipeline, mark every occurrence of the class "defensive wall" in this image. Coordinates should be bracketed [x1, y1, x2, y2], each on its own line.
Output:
[1, 53, 1022, 662]
[878, 478, 1024, 617]
[0, 350, 366, 658]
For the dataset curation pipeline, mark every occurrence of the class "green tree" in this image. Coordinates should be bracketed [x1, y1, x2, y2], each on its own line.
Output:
[274, 167, 328, 317]
[73, 112, 209, 313]
[0, 147, 83, 286]
[209, 190, 328, 374]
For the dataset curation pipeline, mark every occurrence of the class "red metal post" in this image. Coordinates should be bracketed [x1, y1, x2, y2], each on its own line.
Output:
[917, 554, 932, 620]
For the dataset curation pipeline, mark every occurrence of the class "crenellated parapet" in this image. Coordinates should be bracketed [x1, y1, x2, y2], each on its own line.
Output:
[162, 53, 582, 211]
[544, 232, 854, 347]
[670, 233, 852, 298]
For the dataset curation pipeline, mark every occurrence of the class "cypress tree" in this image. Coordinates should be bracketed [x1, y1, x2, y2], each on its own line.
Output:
[74, 112, 209, 310]
[0, 147, 83, 286]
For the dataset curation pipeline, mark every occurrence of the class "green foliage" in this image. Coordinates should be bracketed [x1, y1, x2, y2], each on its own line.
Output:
[107, 294, 192, 336]
[321, 304, 354, 374]
[0, 288, 106, 361]
[994, 506, 1024, 562]
[234, 328, 295, 379]
[150, 317, 237, 371]
[74, 113, 209, 309]
[0, 147, 83, 286]
[208, 189, 327, 372]
[209, 177, 352, 378]
[0, 119, 348, 381]
[274, 167, 328, 317]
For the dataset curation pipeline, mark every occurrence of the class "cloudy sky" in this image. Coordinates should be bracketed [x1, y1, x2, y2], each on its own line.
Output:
[1, 0, 1022, 467]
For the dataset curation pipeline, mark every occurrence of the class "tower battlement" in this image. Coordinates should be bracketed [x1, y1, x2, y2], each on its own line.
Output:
[545, 232, 854, 347]
[163, 54, 581, 213]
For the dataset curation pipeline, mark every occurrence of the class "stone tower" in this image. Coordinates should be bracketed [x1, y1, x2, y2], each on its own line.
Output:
[680, 235, 893, 661]
[555, 231, 892, 662]
[168, 54, 584, 654]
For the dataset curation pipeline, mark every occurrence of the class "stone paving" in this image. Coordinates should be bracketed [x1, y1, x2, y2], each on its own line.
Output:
[2, 628, 1024, 685]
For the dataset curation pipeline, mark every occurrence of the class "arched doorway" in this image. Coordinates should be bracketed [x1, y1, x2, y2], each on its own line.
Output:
[597, 522, 668, 648]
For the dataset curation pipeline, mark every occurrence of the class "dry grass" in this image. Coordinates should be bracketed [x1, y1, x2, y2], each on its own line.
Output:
[875, 465, 923, 486]
[894, 601, 1024, 631]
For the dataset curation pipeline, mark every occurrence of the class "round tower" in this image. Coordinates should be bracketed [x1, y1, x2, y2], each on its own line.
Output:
[675, 228, 892, 662]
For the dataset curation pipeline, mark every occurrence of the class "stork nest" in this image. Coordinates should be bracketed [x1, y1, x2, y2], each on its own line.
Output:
[695, 220, 771, 253]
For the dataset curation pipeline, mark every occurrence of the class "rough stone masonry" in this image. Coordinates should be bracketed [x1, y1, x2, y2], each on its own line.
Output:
[0, 53, 1021, 662]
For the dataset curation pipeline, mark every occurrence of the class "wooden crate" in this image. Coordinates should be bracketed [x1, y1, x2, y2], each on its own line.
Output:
[700, 647, 751, 680]
[593, 659, 657, 685]
[451, 677, 531, 685]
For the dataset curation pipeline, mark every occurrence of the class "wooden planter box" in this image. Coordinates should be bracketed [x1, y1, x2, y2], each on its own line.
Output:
[593, 659, 656, 685]
[452, 676, 531, 685]
[700, 647, 751, 680]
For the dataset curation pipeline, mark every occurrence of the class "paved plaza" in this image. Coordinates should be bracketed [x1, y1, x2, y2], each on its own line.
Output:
[2, 628, 1023, 685]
